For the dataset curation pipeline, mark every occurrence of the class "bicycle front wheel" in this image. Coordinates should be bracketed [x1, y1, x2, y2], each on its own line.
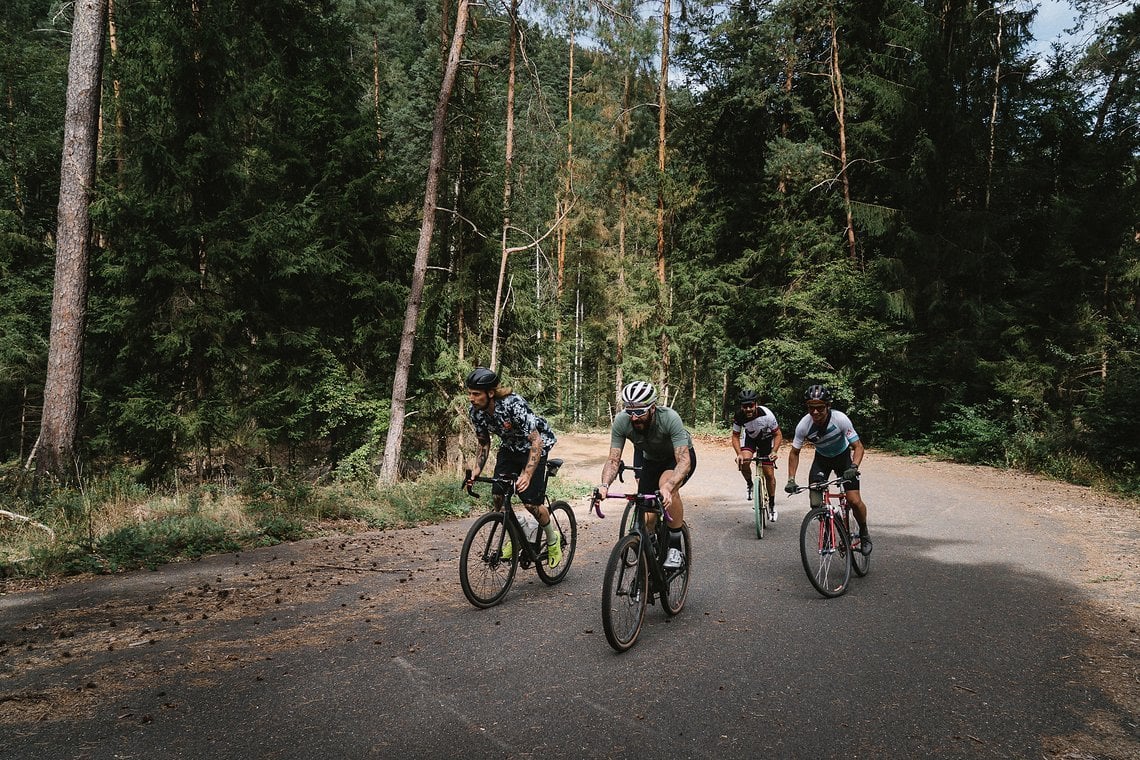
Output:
[662, 522, 692, 616]
[535, 500, 577, 585]
[601, 534, 648, 652]
[618, 499, 637, 540]
[753, 474, 766, 539]
[459, 512, 519, 608]
[799, 508, 851, 598]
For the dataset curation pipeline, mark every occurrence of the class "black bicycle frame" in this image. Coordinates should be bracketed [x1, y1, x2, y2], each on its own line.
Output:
[464, 459, 563, 567]
[625, 494, 676, 607]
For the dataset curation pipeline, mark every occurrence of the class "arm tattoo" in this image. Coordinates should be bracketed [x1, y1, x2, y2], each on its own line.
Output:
[600, 447, 623, 486]
[670, 445, 691, 486]
[525, 430, 542, 474]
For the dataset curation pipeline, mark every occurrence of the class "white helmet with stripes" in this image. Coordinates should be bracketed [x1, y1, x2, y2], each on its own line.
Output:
[621, 380, 658, 407]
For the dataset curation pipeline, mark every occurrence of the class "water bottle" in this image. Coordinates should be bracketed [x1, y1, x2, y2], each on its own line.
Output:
[517, 509, 540, 546]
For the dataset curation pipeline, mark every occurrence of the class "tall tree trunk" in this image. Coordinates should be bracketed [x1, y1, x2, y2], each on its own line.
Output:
[985, 8, 1002, 211]
[828, 8, 857, 264]
[35, 0, 108, 480]
[373, 32, 383, 159]
[614, 66, 632, 412]
[379, 0, 470, 483]
[490, 0, 519, 370]
[6, 80, 26, 216]
[656, 0, 672, 394]
[456, 64, 481, 364]
[107, 0, 125, 186]
[555, 25, 575, 416]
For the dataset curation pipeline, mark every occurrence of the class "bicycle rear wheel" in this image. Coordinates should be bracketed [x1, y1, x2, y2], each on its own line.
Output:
[459, 512, 519, 608]
[753, 473, 767, 539]
[799, 508, 851, 598]
[535, 500, 577, 585]
[662, 522, 692, 616]
[601, 534, 648, 652]
[850, 522, 871, 578]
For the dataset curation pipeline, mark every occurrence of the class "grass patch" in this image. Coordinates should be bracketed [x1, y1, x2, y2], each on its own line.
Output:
[0, 467, 508, 579]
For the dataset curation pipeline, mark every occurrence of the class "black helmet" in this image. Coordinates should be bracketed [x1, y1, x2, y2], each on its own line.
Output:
[465, 367, 499, 391]
[804, 384, 832, 403]
[738, 389, 759, 403]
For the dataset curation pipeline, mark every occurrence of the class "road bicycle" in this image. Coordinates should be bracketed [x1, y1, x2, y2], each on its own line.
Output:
[593, 480, 691, 652]
[458, 459, 577, 609]
[790, 476, 870, 598]
[748, 454, 777, 539]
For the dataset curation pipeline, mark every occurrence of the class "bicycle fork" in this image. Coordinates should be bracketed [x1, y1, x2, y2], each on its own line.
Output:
[817, 511, 839, 555]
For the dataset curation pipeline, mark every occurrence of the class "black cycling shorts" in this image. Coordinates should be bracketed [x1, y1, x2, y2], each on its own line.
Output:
[637, 446, 697, 494]
[741, 433, 775, 457]
[492, 448, 549, 505]
[809, 449, 860, 490]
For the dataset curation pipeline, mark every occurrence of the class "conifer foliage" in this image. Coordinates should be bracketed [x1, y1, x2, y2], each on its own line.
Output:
[0, 0, 1135, 489]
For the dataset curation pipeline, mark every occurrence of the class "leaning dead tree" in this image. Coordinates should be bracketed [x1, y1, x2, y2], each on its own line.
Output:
[379, 0, 472, 483]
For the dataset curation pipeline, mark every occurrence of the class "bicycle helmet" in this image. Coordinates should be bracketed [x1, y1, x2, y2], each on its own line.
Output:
[738, 389, 759, 404]
[465, 367, 500, 391]
[804, 384, 832, 403]
[621, 380, 657, 407]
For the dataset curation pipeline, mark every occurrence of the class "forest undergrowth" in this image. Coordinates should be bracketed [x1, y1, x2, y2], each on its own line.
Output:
[1, 423, 1134, 581]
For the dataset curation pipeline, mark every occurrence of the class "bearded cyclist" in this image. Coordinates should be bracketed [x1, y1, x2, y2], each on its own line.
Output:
[597, 380, 696, 569]
[731, 389, 783, 521]
[784, 384, 872, 554]
[464, 367, 562, 567]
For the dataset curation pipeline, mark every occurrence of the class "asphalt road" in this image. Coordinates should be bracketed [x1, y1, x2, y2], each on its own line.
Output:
[2, 434, 1138, 759]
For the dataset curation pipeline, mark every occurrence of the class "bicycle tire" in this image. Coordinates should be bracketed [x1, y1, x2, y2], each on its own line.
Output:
[535, 501, 577, 585]
[601, 533, 648, 652]
[662, 522, 692, 616]
[753, 472, 766, 539]
[618, 499, 637, 540]
[459, 512, 519, 608]
[799, 508, 851, 598]
[850, 520, 871, 577]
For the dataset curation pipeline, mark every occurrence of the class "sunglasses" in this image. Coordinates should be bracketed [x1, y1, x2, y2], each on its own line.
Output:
[807, 404, 828, 412]
[625, 406, 652, 418]
[741, 402, 757, 409]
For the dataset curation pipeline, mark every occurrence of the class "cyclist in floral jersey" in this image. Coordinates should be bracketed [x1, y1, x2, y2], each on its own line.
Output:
[464, 367, 561, 566]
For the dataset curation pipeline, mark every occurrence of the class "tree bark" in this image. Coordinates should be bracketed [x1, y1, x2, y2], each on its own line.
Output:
[828, 8, 857, 264]
[36, 0, 108, 480]
[379, 0, 470, 483]
[555, 25, 575, 416]
[656, 0, 671, 394]
[985, 9, 1002, 211]
[489, 0, 519, 370]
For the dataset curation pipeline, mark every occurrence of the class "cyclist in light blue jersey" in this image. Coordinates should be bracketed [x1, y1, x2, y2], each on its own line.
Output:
[784, 384, 872, 554]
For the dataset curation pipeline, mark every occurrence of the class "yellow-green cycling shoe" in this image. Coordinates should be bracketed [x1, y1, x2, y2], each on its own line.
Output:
[499, 538, 513, 560]
[546, 537, 563, 568]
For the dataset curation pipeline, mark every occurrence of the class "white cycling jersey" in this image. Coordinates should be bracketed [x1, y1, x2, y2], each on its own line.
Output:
[731, 406, 779, 442]
[791, 409, 859, 458]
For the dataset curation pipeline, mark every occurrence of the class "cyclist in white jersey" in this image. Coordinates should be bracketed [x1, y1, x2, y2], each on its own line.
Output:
[784, 384, 872, 554]
[730, 389, 783, 521]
